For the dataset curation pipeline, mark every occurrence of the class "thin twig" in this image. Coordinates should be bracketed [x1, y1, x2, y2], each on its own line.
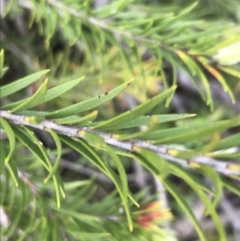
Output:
[1, 110, 239, 176]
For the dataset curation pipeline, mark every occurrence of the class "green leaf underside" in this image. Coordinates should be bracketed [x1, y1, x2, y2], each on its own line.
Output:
[141, 116, 240, 143]
[0, 70, 49, 98]
[94, 86, 177, 129]
[47, 81, 131, 118]
[87, 113, 196, 130]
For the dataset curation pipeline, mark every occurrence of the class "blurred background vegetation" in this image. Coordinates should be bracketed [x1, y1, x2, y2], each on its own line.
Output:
[0, 0, 240, 240]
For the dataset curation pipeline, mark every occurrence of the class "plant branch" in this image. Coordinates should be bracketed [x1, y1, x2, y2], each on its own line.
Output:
[1, 110, 239, 176]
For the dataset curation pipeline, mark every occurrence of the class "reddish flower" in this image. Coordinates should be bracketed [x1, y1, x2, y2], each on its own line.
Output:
[136, 201, 173, 228]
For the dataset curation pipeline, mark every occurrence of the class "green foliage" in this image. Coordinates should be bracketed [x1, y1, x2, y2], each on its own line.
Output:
[1, 1, 240, 240]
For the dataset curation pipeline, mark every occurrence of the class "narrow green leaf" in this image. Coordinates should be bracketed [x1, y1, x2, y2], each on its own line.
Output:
[60, 136, 107, 174]
[79, 131, 104, 148]
[106, 33, 134, 75]
[6, 160, 19, 186]
[70, 183, 97, 210]
[65, 229, 110, 238]
[137, 147, 170, 180]
[129, 152, 158, 176]
[11, 125, 49, 170]
[10, 78, 49, 113]
[44, 129, 62, 183]
[163, 52, 178, 106]
[22, 126, 65, 203]
[222, 179, 240, 196]
[55, 110, 98, 125]
[15, 110, 49, 117]
[6, 170, 17, 209]
[17, 196, 37, 241]
[169, 165, 226, 241]
[38, 199, 49, 240]
[53, 176, 61, 208]
[93, 0, 129, 18]
[213, 132, 240, 151]
[6, 181, 25, 238]
[51, 218, 60, 241]
[3, 77, 85, 110]
[61, 136, 138, 213]
[0, 49, 4, 73]
[103, 166, 134, 231]
[43, 76, 85, 103]
[0, 169, 7, 205]
[89, 114, 196, 130]
[163, 180, 207, 241]
[202, 64, 234, 103]
[170, 164, 213, 194]
[55, 208, 100, 223]
[0, 67, 9, 78]
[94, 86, 177, 129]
[0, 143, 5, 174]
[200, 166, 222, 214]
[0, 69, 50, 98]
[45, 6, 58, 40]
[118, 116, 160, 140]
[176, 51, 213, 107]
[105, 145, 132, 231]
[194, 62, 214, 108]
[144, 116, 240, 143]
[0, 118, 15, 162]
[89, 189, 118, 213]
[212, 152, 240, 160]
[63, 180, 90, 191]
[132, 44, 146, 87]
[47, 81, 131, 118]
[144, 2, 198, 36]
[218, 66, 240, 78]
